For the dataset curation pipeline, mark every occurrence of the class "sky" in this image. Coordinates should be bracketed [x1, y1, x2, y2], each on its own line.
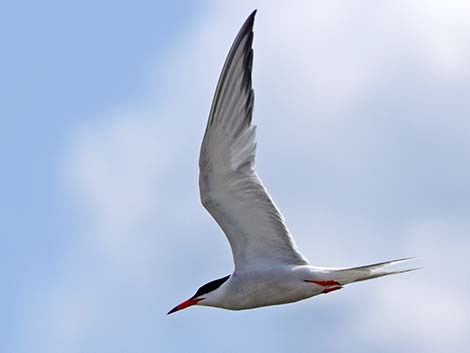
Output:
[1, 1, 469, 352]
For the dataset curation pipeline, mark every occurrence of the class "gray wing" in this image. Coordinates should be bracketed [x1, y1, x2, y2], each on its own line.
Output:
[199, 11, 308, 273]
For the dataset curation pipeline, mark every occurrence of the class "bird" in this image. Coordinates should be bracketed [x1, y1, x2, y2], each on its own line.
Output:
[167, 10, 417, 315]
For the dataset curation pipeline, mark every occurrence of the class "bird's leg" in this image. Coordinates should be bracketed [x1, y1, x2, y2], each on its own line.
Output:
[320, 286, 342, 294]
[304, 280, 343, 294]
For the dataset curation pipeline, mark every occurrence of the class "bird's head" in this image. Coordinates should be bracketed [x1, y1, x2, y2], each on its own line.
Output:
[167, 275, 230, 314]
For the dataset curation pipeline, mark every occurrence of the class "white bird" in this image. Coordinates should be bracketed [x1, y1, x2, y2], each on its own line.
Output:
[168, 10, 417, 315]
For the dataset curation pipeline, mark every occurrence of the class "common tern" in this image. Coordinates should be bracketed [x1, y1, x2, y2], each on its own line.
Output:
[168, 10, 416, 315]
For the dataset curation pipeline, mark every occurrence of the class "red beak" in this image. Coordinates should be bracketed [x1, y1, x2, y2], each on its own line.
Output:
[167, 298, 203, 315]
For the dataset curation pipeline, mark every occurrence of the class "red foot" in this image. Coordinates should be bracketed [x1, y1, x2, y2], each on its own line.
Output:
[304, 279, 342, 294]
[304, 280, 340, 286]
[321, 286, 342, 294]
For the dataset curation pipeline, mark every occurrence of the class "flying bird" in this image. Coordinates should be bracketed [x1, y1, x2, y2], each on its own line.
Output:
[168, 10, 416, 315]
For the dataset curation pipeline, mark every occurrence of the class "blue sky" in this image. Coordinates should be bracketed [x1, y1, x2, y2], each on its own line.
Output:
[2, 1, 469, 353]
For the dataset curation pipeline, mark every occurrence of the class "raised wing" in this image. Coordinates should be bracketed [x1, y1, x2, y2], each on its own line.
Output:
[199, 11, 308, 273]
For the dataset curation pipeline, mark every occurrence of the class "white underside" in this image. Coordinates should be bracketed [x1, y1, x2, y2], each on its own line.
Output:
[199, 259, 417, 310]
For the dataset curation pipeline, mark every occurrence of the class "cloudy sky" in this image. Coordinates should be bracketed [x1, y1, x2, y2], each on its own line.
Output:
[2, 1, 469, 352]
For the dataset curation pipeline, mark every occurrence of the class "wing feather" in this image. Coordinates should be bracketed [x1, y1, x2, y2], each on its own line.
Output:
[199, 10, 308, 273]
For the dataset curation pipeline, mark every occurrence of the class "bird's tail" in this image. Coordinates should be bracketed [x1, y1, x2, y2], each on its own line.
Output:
[332, 258, 420, 285]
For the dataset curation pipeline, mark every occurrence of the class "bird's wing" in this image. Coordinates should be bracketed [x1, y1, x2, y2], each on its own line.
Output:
[199, 11, 309, 273]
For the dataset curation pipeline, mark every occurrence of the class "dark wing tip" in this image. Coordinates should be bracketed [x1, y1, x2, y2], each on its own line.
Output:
[249, 9, 257, 21]
[244, 9, 257, 34]
[235, 10, 257, 51]
[206, 10, 257, 129]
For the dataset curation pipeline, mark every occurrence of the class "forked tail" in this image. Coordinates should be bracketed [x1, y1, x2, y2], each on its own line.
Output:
[333, 258, 420, 285]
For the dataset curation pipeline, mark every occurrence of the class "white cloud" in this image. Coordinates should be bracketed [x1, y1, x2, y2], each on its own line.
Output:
[24, 1, 470, 352]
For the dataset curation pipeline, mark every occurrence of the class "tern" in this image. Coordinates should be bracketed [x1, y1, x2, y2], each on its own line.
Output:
[168, 10, 416, 315]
